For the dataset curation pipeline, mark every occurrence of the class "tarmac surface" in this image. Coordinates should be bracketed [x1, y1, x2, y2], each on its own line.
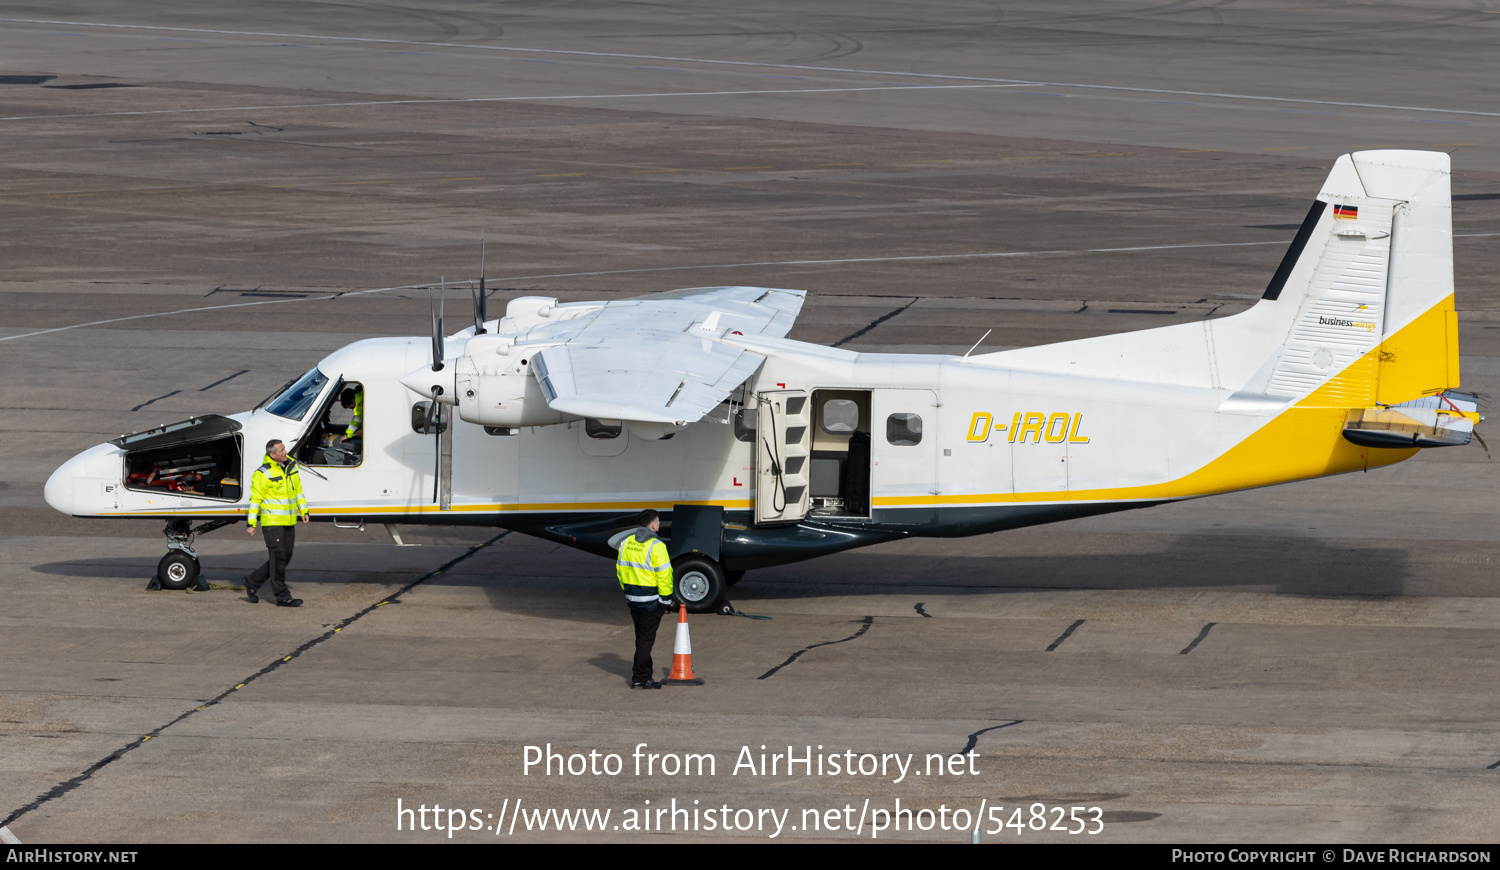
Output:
[1, 0, 1498, 844]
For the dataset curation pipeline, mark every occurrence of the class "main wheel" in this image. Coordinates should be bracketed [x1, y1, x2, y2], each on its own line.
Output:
[157, 551, 199, 591]
[672, 555, 726, 614]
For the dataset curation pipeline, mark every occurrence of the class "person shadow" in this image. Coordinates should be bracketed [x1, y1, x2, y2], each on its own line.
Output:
[587, 652, 632, 680]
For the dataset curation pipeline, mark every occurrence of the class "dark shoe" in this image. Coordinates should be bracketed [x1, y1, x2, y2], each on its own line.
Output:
[275, 598, 303, 608]
[630, 680, 662, 690]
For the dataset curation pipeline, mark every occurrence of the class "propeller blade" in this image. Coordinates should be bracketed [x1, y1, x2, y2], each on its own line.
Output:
[427, 385, 445, 503]
[430, 281, 445, 372]
[420, 385, 443, 433]
[472, 283, 487, 335]
[474, 230, 488, 334]
[432, 406, 441, 503]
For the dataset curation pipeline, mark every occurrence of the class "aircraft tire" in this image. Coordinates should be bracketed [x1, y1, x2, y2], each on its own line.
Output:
[157, 551, 199, 591]
[673, 555, 726, 614]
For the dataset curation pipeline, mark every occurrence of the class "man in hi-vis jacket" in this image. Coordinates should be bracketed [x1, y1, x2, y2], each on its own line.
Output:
[612, 509, 675, 689]
[244, 438, 309, 607]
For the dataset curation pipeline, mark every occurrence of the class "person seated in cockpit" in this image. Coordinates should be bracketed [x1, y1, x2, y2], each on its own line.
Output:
[338, 387, 363, 445]
[318, 386, 362, 466]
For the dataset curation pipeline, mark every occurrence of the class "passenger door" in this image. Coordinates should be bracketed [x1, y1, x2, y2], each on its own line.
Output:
[871, 389, 939, 511]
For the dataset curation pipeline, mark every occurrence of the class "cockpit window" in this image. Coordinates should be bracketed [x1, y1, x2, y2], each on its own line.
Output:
[263, 368, 328, 421]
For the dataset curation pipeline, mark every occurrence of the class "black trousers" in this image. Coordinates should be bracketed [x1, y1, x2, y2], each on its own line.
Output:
[247, 525, 296, 602]
[629, 607, 665, 684]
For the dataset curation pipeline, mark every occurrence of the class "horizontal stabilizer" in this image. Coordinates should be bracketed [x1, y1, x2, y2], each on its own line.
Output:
[1342, 390, 1479, 449]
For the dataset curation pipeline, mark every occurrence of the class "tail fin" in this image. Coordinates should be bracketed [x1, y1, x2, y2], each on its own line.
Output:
[969, 150, 1458, 407]
[1250, 150, 1457, 406]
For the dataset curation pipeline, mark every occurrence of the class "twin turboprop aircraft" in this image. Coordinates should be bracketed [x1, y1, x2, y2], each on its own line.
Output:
[46, 150, 1481, 611]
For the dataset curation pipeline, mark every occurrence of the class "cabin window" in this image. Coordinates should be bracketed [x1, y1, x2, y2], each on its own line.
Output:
[263, 368, 328, 421]
[821, 399, 859, 434]
[886, 413, 923, 446]
[411, 401, 448, 434]
[585, 418, 622, 440]
[734, 408, 757, 442]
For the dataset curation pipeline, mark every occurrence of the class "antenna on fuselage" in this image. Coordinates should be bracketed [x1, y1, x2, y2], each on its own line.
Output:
[963, 329, 993, 358]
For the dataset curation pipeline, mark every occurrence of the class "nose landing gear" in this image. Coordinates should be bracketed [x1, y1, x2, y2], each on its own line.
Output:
[151, 518, 237, 591]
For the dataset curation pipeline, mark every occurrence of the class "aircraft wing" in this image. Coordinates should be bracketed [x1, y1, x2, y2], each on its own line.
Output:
[532, 286, 804, 425]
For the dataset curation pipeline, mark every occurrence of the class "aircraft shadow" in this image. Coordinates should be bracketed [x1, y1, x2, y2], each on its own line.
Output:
[32, 533, 1412, 622]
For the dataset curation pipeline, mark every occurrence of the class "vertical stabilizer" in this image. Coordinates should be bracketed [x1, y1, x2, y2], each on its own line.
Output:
[1254, 150, 1455, 407]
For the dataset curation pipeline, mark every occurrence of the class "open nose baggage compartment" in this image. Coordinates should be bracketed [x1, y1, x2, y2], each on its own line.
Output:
[112, 415, 244, 502]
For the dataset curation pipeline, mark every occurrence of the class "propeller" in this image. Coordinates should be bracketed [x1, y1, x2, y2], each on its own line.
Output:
[430, 279, 445, 373]
[423, 384, 445, 502]
[472, 229, 488, 335]
[425, 280, 447, 503]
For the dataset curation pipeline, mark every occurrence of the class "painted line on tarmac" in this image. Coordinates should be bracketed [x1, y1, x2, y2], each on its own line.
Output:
[0, 532, 508, 831]
[7, 234, 1498, 346]
[0, 83, 1031, 123]
[1045, 618, 1085, 651]
[1179, 622, 1217, 655]
[4, 17, 1500, 120]
[757, 615, 874, 679]
[0, 826, 19, 845]
[0, 281, 430, 344]
[959, 720, 1023, 755]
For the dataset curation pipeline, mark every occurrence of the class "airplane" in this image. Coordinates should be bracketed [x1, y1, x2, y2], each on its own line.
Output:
[45, 150, 1481, 613]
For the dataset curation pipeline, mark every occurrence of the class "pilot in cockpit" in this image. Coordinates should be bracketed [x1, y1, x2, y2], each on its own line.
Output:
[310, 386, 362, 467]
[338, 387, 363, 444]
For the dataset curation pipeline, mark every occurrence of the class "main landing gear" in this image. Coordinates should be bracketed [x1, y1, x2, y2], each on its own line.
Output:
[671, 554, 743, 615]
[152, 518, 236, 591]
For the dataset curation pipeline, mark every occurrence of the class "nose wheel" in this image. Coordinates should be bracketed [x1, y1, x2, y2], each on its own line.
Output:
[157, 551, 200, 590]
[150, 518, 235, 591]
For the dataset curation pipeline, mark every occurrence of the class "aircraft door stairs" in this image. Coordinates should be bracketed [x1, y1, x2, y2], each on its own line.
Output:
[755, 390, 810, 525]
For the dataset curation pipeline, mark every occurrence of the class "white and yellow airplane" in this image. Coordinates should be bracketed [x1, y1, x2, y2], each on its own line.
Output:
[46, 150, 1479, 611]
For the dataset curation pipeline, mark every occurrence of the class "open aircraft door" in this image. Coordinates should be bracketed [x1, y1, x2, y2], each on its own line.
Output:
[755, 390, 810, 525]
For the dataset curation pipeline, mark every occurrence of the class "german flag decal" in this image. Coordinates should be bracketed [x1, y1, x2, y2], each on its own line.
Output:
[1333, 204, 1358, 220]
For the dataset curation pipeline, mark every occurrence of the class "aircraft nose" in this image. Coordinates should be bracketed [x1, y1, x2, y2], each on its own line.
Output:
[43, 461, 75, 515]
[45, 443, 123, 517]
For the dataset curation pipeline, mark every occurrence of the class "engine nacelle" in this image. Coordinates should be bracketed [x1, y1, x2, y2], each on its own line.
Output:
[452, 336, 565, 428]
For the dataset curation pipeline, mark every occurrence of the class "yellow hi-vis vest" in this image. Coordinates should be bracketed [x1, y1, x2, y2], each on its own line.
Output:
[344, 390, 364, 438]
[616, 531, 673, 610]
[248, 454, 307, 527]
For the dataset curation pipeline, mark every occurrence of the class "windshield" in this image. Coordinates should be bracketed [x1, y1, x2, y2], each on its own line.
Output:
[263, 368, 328, 421]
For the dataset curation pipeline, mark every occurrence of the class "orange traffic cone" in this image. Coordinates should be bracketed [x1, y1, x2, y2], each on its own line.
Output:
[663, 605, 705, 686]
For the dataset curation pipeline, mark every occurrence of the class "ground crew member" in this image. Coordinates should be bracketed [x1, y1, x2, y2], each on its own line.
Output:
[338, 386, 363, 443]
[613, 508, 674, 689]
[244, 438, 309, 607]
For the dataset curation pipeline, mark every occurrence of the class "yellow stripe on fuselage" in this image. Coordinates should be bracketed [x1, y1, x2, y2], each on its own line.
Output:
[877, 297, 1457, 508]
[105, 498, 756, 518]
